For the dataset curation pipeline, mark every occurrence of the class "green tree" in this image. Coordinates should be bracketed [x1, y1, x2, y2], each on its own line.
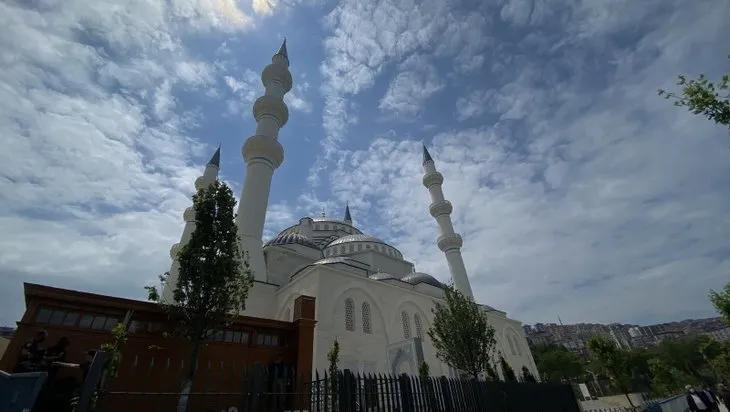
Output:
[327, 339, 340, 408]
[658, 55, 730, 135]
[587, 336, 636, 408]
[418, 360, 430, 381]
[427, 286, 497, 380]
[531, 343, 585, 383]
[70, 323, 129, 411]
[100, 322, 129, 384]
[145, 181, 253, 412]
[520, 365, 537, 383]
[647, 358, 684, 397]
[656, 336, 711, 384]
[499, 353, 518, 382]
[709, 282, 730, 325]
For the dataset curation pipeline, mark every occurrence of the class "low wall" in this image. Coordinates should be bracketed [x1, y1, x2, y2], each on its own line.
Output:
[581, 392, 647, 410]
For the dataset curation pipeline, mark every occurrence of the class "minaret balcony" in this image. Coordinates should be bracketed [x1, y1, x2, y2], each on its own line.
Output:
[422, 171, 444, 188]
[253, 94, 289, 127]
[242, 135, 284, 168]
[429, 200, 453, 218]
[262, 64, 293, 93]
[437, 233, 463, 252]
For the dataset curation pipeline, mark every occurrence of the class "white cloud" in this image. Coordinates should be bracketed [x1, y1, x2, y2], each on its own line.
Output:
[285, 82, 313, 113]
[252, 0, 280, 16]
[316, 0, 730, 325]
[378, 54, 444, 117]
[314, 0, 494, 183]
[456, 89, 493, 122]
[0, 0, 270, 325]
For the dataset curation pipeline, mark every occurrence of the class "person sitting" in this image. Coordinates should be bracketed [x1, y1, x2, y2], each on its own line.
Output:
[13, 330, 48, 373]
[687, 384, 715, 411]
[42, 337, 70, 381]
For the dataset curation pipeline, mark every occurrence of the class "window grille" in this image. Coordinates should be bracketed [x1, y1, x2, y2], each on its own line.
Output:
[414, 314, 423, 339]
[345, 298, 355, 331]
[401, 312, 411, 339]
[507, 335, 517, 356]
[514, 335, 523, 356]
[362, 302, 372, 334]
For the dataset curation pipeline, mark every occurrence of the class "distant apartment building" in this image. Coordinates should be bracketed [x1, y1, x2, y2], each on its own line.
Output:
[704, 327, 730, 342]
[628, 326, 658, 348]
[609, 325, 632, 349]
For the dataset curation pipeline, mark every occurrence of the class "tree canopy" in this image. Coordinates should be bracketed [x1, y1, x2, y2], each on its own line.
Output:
[499, 353, 518, 382]
[531, 343, 585, 383]
[709, 282, 730, 325]
[427, 286, 498, 380]
[658, 54, 729, 135]
[145, 180, 254, 396]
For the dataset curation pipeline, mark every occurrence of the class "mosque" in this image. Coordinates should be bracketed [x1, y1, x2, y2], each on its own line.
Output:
[162, 41, 539, 379]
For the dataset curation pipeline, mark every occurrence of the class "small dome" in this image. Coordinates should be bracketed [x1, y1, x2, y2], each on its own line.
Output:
[369, 272, 396, 281]
[265, 233, 319, 249]
[401, 272, 445, 289]
[327, 234, 388, 247]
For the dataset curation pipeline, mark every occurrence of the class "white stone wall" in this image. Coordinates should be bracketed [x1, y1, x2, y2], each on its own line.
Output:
[241, 281, 278, 319]
[280, 264, 539, 379]
[264, 246, 320, 285]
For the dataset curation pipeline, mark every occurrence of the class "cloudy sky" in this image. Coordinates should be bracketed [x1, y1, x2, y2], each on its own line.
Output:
[1, 0, 729, 328]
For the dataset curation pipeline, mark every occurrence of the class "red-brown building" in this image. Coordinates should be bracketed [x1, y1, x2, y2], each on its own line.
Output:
[0, 283, 316, 411]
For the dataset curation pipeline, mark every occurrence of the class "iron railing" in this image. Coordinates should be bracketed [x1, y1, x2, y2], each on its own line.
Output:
[28, 351, 583, 412]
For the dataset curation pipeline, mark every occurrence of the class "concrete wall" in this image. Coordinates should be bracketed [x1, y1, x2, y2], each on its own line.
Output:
[289, 264, 539, 378]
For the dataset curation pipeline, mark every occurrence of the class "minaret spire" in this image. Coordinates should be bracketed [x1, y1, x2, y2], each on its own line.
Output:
[344, 203, 352, 224]
[162, 146, 221, 303]
[235, 42, 293, 281]
[421, 146, 474, 299]
[208, 143, 221, 167]
[422, 144, 433, 164]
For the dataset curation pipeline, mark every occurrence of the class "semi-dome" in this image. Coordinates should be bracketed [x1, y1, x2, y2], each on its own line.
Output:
[401, 272, 445, 289]
[264, 233, 319, 249]
[327, 234, 388, 247]
[369, 272, 396, 281]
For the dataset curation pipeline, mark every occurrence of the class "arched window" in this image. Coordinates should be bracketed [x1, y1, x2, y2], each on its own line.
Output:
[284, 308, 291, 322]
[362, 302, 372, 334]
[345, 298, 355, 331]
[401, 312, 411, 339]
[414, 314, 424, 340]
[507, 334, 517, 356]
[513, 335, 523, 356]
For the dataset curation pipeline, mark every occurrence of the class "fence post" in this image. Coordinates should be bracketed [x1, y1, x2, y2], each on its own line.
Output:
[397, 373, 414, 412]
[439, 376, 454, 412]
[75, 351, 108, 412]
[341, 369, 356, 412]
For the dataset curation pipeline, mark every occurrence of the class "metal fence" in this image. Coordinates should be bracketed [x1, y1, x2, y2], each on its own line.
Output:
[35, 351, 584, 412]
[311, 369, 582, 412]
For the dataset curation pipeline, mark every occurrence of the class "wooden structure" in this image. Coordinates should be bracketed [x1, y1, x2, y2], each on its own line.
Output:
[0, 282, 316, 411]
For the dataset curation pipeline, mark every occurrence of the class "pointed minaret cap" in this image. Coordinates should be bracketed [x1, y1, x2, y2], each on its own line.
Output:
[275, 38, 289, 63]
[344, 203, 352, 223]
[208, 144, 221, 167]
[422, 144, 434, 164]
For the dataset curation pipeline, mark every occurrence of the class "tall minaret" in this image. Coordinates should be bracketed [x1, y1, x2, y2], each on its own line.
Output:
[421, 145, 475, 299]
[236, 40, 291, 281]
[162, 146, 221, 303]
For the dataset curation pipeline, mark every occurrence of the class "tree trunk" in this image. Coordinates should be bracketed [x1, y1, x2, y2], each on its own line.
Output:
[177, 339, 202, 412]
